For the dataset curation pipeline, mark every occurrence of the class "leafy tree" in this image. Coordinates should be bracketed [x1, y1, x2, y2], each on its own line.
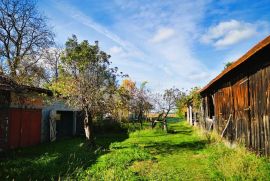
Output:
[117, 79, 152, 127]
[49, 35, 123, 145]
[176, 86, 201, 118]
[224, 61, 234, 69]
[0, 0, 54, 78]
[188, 87, 201, 110]
[114, 79, 136, 121]
[121, 79, 136, 92]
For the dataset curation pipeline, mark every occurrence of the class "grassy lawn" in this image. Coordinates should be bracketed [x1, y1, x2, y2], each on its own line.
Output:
[1, 120, 269, 180]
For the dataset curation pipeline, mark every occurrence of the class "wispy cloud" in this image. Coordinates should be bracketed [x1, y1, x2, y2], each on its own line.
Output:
[150, 28, 175, 43]
[51, 0, 144, 58]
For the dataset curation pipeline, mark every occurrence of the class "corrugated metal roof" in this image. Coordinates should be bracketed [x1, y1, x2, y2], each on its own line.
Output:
[200, 35, 270, 93]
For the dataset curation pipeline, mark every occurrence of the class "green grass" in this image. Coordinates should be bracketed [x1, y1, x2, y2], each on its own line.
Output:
[1, 119, 270, 180]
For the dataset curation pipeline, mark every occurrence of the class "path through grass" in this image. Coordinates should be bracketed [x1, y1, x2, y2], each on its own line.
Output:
[1, 120, 269, 180]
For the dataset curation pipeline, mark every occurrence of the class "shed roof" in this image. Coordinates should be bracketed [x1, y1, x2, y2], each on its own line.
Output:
[0, 75, 53, 96]
[200, 35, 270, 94]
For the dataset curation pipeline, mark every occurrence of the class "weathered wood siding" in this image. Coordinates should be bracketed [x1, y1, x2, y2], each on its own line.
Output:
[201, 66, 270, 156]
[249, 66, 270, 155]
[213, 83, 234, 139]
[231, 76, 250, 146]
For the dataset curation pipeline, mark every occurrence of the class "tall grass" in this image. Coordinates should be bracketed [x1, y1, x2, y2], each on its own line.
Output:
[200, 130, 270, 180]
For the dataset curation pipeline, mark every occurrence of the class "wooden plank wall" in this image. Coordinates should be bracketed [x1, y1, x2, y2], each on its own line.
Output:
[213, 84, 234, 139]
[232, 76, 250, 147]
[202, 66, 270, 156]
[249, 66, 270, 155]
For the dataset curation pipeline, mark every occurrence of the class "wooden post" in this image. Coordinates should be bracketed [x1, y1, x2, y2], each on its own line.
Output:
[194, 112, 197, 126]
[187, 107, 190, 123]
[189, 105, 193, 125]
[221, 114, 232, 138]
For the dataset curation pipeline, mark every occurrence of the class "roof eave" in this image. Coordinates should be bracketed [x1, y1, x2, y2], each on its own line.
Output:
[199, 35, 270, 94]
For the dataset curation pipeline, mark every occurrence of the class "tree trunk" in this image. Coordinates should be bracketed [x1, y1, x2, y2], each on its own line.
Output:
[162, 109, 170, 132]
[138, 110, 143, 128]
[163, 119, 168, 132]
[84, 109, 95, 146]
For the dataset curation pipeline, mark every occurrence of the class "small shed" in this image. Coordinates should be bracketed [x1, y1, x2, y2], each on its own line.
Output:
[41, 102, 84, 142]
[0, 75, 52, 150]
[199, 35, 270, 156]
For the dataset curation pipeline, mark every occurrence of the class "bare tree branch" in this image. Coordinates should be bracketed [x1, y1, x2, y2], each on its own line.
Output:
[0, 0, 54, 78]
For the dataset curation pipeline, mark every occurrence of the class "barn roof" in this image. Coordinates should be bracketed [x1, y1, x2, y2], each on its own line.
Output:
[0, 75, 53, 96]
[200, 35, 270, 94]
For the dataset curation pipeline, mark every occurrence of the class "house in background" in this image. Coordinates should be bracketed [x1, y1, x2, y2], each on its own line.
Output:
[199, 35, 270, 156]
[0, 75, 52, 150]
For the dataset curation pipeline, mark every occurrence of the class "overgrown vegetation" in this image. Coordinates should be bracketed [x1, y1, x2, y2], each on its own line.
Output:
[176, 87, 201, 117]
[1, 120, 269, 180]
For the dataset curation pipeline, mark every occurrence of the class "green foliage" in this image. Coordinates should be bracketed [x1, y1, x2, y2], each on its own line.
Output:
[189, 87, 201, 110]
[224, 61, 234, 69]
[119, 79, 152, 124]
[176, 86, 201, 117]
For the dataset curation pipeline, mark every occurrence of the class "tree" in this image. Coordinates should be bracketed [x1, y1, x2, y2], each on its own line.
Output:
[0, 0, 54, 77]
[153, 88, 183, 131]
[115, 79, 152, 127]
[176, 86, 201, 119]
[224, 61, 233, 69]
[114, 79, 136, 121]
[132, 81, 152, 127]
[42, 46, 63, 80]
[18, 58, 49, 86]
[49, 35, 123, 146]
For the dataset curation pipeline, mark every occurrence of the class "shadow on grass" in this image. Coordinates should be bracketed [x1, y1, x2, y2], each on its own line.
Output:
[167, 130, 193, 134]
[0, 132, 129, 180]
[167, 121, 193, 135]
[143, 140, 207, 156]
[111, 139, 207, 156]
[112, 122, 206, 155]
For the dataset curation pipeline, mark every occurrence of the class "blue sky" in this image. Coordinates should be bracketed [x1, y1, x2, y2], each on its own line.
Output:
[38, 0, 270, 92]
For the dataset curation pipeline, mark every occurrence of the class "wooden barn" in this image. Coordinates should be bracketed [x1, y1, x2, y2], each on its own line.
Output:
[200, 35, 270, 156]
[0, 75, 52, 150]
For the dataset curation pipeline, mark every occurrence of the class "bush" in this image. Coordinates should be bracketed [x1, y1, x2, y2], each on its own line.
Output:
[93, 118, 127, 134]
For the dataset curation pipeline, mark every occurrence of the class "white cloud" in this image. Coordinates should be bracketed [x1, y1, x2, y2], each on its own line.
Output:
[150, 28, 175, 43]
[201, 20, 265, 48]
[108, 46, 124, 56]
